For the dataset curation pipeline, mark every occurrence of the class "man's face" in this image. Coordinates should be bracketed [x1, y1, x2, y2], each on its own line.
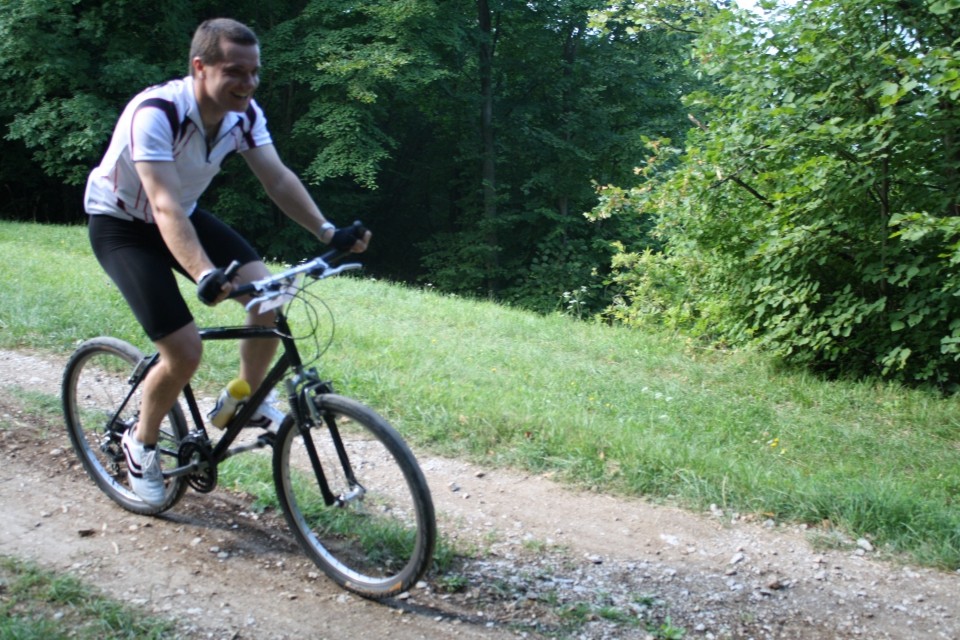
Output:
[196, 39, 260, 114]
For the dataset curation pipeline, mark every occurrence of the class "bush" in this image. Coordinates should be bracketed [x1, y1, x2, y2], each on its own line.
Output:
[593, 0, 960, 388]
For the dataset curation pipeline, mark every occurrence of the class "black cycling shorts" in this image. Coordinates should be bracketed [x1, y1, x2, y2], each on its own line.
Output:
[88, 210, 260, 341]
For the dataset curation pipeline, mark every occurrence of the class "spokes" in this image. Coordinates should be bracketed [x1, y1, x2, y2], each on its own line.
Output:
[274, 394, 435, 598]
[62, 338, 188, 515]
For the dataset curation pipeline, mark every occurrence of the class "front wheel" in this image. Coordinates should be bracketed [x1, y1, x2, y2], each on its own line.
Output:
[273, 394, 436, 599]
[61, 337, 188, 515]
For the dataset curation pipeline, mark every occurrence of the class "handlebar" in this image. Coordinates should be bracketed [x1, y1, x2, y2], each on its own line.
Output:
[228, 252, 361, 302]
[224, 220, 367, 308]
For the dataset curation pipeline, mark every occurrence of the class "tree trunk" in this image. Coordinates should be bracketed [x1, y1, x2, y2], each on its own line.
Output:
[478, 0, 499, 298]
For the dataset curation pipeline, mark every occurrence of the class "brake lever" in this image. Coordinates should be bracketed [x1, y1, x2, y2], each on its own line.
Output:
[245, 277, 300, 313]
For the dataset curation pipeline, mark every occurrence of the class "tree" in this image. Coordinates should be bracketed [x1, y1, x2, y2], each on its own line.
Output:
[418, 0, 698, 311]
[477, 0, 500, 298]
[596, 0, 960, 386]
[0, 0, 196, 220]
[0, 0, 698, 314]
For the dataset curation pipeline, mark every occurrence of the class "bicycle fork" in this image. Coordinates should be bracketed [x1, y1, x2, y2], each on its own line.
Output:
[296, 381, 367, 508]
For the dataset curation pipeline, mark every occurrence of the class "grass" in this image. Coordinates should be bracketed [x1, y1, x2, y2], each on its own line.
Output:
[3, 221, 960, 570]
[0, 555, 178, 639]
[219, 438, 461, 573]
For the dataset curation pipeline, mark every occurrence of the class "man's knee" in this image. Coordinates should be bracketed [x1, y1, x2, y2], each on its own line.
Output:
[170, 345, 203, 378]
[234, 261, 277, 325]
[156, 324, 203, 379]
[237, 260, 270, 283]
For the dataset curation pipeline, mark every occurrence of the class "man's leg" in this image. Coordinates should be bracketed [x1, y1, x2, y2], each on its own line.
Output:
[186, 211, 275, 393]
[135, 322, 203, 444]
[88, 215, 200, 445]
[235, 260, 278, 393]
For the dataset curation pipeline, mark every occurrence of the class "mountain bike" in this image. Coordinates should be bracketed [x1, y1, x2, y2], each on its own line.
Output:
[60, 251, 436, 598]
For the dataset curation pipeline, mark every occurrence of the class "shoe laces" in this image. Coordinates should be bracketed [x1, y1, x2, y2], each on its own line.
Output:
[138, 447, 163, 482]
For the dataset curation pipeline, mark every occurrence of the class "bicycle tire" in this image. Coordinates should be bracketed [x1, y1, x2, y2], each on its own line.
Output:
[61, 337, 188, 515]
[273, 394, 436, 599]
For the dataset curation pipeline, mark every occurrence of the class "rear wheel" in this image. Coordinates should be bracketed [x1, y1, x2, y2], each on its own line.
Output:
[273, 393, 436, 598]
[61, 337, 188, 514]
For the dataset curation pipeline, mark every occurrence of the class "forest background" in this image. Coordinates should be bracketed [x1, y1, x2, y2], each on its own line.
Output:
[1, 0, 959, 388]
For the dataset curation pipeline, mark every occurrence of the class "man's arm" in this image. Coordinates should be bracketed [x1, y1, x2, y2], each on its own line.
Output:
[135, 161, 216, 281]
[242, 145, 369, 251]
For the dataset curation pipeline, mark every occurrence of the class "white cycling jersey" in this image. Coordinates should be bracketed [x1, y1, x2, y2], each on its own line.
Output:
[84, 75, 272, 222]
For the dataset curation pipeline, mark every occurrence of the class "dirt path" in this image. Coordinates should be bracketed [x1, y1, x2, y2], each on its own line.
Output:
[1, 348, 958, 639]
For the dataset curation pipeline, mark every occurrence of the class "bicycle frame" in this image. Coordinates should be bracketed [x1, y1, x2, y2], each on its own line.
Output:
[96, 252, 367, 502]
[194, 321, 295, 461]
[111, 307, 325, 484]
[64, 245, 436, 596]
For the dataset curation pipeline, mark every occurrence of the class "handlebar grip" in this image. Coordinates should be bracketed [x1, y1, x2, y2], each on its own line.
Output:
[229, 282, 255, 299]
[223, 260, 242, 280]
[323, 220, 368, 261]
[349, 220, 367, 235]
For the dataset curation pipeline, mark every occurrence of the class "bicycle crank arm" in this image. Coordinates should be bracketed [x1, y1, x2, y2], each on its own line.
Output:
[163, 461, 205, 479]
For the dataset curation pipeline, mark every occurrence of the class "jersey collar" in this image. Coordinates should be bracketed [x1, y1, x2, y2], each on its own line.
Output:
[183, 75, 245, 143]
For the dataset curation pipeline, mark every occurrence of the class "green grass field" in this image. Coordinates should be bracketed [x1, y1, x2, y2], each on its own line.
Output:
[2, 220, 959, 569]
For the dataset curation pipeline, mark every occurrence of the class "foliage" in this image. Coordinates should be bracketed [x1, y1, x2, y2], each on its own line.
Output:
[263, 0, 457, 190]
[594, 0, 960, 387]
[413, 0, 698, 310]
[0, 0, 699, 312]
[234, 0, 466, 270]
[0, 0, 194, 186]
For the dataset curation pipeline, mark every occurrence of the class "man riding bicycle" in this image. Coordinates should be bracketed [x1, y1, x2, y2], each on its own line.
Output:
[83, 18, 370, 506]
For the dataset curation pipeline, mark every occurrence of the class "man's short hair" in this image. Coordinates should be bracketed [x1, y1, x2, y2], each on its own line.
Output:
[189, 18, 259, 74]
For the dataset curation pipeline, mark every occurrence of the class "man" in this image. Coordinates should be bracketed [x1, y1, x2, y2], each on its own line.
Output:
[84, 18, 370, 506]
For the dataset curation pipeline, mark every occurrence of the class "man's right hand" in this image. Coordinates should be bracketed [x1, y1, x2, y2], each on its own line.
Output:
[197, 267, 232, 305]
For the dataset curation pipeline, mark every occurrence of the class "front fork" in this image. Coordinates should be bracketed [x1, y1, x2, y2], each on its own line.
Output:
[290, 374, 366, 507]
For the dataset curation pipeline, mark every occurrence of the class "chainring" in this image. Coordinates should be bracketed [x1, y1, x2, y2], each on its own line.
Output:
[177, 435, 217, 493]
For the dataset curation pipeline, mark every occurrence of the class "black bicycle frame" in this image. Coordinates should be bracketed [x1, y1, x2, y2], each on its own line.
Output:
[118, 305, 350, 504]
[195, 317, 299, 462]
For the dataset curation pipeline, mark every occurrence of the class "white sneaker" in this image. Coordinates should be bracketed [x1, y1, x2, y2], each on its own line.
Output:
[246, 389, 286, 433]
[121, 429, 166, 506]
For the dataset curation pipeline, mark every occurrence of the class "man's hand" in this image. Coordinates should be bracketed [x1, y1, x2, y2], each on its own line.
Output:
[329, 221, 372, 253]
[197, 267, 232, 305]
